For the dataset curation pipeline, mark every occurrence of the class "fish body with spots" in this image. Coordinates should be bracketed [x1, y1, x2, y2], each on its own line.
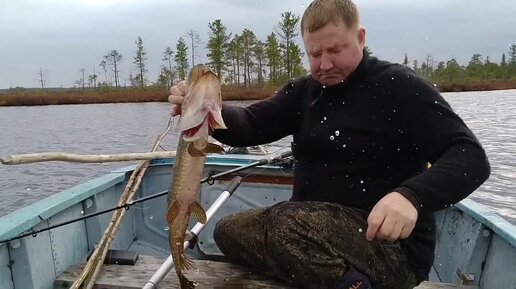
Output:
[166, 64, 226, 289]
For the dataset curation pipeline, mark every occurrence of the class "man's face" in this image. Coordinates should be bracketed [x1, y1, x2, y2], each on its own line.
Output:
[303, 20, 366, 86]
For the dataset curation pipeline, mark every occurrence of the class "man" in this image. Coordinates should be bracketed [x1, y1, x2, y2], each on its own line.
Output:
[169, 0, 490, 288]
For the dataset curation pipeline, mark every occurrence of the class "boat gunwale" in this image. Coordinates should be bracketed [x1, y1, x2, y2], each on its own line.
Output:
[455, 199, 516, 247]
[0, 156, 276, 242]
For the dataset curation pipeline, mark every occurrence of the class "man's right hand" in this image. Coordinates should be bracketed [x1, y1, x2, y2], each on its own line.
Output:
[168, 80, 187, 116]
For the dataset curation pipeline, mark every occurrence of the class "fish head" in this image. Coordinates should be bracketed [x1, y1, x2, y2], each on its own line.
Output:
[178, 64, 227, 146]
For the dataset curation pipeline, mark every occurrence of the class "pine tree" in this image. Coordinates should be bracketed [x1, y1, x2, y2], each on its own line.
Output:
[266, 33, 282, 85]
[133, 36, 148, 88]
[276, 11, 300, 79]
[175, 37, 189, 80]
[403, 53, 409, 66]
[206, 20, 231, 79]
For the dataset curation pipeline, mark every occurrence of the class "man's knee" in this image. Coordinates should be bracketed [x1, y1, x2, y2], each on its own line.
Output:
[265, 202, 310, 249]
[213, 214, 236, 253]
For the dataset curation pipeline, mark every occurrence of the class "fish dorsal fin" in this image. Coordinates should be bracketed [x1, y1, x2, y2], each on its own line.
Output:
[206, 142, 225, 154]
[187, 142, 205, 157]
[189, 201, 207, 224]
[166, 200, 180, 224]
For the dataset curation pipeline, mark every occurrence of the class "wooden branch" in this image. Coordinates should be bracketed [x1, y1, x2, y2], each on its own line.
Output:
[0, 151, 176, 165]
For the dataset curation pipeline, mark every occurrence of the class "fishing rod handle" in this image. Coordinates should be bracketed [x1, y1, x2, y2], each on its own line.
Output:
[267, 150, 293, 164]
[226, 176, 243, 196]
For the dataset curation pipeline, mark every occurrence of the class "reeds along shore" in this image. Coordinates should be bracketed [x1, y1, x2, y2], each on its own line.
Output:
[1, 80, 516, 106]
[0, 86, 277, 106]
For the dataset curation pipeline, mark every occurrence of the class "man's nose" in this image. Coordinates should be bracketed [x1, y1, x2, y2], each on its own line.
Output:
[320, 52, 334, 71]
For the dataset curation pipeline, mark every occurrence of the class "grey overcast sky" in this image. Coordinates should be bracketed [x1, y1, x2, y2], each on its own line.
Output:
[1, 0, 515, 89]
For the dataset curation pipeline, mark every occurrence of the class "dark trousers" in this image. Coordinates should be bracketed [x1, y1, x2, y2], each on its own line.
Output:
[213, 201, 419, 289]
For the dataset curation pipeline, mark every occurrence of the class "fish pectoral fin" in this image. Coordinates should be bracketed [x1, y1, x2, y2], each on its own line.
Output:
[166, 200, 180, 224]
[182, 253, 194, 270]
[190, 201, 207, 224]
[187, 142, 205, 157]
[206, 142, 225, 154]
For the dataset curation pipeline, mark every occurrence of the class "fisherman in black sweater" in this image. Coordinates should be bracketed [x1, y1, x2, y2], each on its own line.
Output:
[168, 1, 490, 288]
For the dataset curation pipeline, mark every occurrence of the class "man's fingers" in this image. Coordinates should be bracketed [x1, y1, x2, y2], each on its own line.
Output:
[400, 222, 415, 239]
[170, 88, 185, 100]
[168, 94, 184, 104]
[386, 223, 404, 241]
[177, 80, 186, 92]
[366, 207, 384, 241]
[376, 216, 396, 240]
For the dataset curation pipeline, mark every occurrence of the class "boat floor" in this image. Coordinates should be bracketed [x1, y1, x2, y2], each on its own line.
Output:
[54, 253, 479, 289]
[415, 283, 479, 289]
[54, 255, 294, 289]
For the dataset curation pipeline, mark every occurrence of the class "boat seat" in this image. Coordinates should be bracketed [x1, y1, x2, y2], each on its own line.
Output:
[414, 281, 479, 288]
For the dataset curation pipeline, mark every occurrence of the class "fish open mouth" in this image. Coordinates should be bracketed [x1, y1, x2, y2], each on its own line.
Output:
[183, 112, 222, 139]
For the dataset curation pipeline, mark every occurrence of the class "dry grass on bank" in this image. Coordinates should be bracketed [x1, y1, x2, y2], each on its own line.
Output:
[1, 80, 515, 106]
[438, 79, 516, 92]
[0, 86, 278, 106]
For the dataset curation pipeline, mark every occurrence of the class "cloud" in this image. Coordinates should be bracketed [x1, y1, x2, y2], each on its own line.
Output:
[1, 0, 515, 88]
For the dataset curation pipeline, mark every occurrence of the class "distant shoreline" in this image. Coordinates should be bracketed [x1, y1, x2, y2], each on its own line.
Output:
[1, 80, 515, 106]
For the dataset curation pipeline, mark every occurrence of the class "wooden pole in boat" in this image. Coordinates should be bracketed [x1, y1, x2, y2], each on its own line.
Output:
[70, 117, 175, 289]
[0, 151, 177, 165]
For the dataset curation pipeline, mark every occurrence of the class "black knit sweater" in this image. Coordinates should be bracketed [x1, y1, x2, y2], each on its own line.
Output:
[213, 53, 490, 280]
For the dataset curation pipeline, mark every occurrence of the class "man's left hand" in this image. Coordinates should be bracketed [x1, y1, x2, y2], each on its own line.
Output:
[366, 192, 418, 242]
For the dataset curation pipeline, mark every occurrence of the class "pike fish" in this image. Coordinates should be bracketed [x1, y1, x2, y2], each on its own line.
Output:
[166, 64, 227, 289]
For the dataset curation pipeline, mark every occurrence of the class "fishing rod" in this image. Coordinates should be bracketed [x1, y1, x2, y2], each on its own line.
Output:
[0, 150, 293, 245]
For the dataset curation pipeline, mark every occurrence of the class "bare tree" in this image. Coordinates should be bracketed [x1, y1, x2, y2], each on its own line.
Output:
[79, 68, 86, 91]
[99, 60, 108, 84]
[103, 50, 122, 88]
[163, 47, 175, 88]
[185, 30, 202, 67]
[90, 66, 98, 88]
[36, 68, 48, 90]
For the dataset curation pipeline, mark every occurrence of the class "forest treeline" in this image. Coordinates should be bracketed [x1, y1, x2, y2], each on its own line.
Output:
[5, 11, 516, 95]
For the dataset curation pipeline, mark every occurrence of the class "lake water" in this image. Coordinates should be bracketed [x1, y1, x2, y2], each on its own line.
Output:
[0, 90, 515, 224]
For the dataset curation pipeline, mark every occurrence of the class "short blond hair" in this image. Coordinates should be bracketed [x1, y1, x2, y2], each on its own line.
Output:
[301, 0, 360, 36]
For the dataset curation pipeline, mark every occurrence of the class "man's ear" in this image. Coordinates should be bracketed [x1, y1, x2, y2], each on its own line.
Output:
[357, 27, 366, 48]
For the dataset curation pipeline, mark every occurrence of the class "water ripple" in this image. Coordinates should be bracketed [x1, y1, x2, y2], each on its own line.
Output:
[0, 92, 515, 224]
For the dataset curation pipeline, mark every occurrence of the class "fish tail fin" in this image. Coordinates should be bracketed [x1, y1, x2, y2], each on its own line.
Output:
[179, 273, 196, 289]
[190, 201, 207, 224]
[166, 199, 180, 224]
